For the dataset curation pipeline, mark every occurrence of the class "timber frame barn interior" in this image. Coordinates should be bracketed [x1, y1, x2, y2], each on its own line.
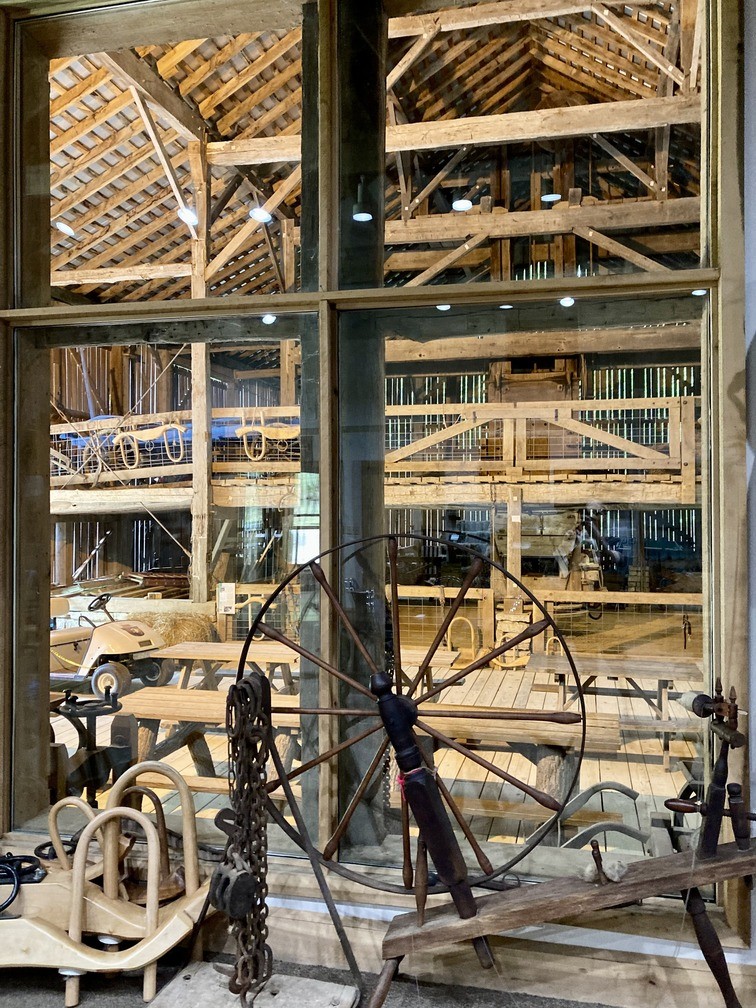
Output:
[0, 0, 750, 1004]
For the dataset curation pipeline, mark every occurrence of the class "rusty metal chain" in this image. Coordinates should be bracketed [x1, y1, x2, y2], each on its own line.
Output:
[225, 671, 273, 1005]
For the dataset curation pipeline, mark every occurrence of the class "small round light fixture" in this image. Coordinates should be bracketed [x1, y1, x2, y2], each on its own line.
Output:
[54, 220, 76, 238]
[250, 205, 273, 224]
[541, 193, 561, 204]
[559, 296, 575, 308]
[353, 175, 373, 222]
[451, 194, 473, 212]
[178, 206, 199, 226]
[435, 304, 451, 312]
[691, 289, 707, 297]
[499, 304, 514, 310]
[262, 314, 277, 325]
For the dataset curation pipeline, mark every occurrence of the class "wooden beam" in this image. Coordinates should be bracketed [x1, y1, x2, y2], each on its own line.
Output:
[207, 95, 701, 165]
[188, 139, 209, 299]
[384, 323, 701, 363]
[591, 5, 685, 88]
[406, 232, 489, 286]
[408, 145, 471, 213]
[51, 263, 192, 285]
[382, 197, 700, 243]
[205, 167, 301, 279]
[591, 133, 657, 193]
[572, 225, 673, 272]
[388, 0, 659, 37]
[385, 248, 489, 272]
[130, 86, 197, 237]
[190, 343, 211, 603]
[386, 27, 439, 89]
[95, 49, 205, 141]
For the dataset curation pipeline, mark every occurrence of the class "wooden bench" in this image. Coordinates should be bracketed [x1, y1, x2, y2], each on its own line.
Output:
[119, 689, 620, 820]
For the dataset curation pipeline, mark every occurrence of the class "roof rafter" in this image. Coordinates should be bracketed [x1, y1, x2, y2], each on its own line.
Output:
[95, 49, 206, 140]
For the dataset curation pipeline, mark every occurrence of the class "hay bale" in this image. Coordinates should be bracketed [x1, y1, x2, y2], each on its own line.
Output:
[130, 611, 220, 645]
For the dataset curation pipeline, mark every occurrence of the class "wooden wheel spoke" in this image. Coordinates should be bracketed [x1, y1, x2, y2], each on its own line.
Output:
[407, 557, 484, 698]
[419, 749, 494, 876]
[266, 721, 383, 793]
[323, 736, 390, 861]
[387, 537, 404, 693]
[413, 707, 582, 725]
[257, 621, 375, 700]
[417, 618, 550, 704]
[309, 561, 381, 682]
[415, 718, 561, 812]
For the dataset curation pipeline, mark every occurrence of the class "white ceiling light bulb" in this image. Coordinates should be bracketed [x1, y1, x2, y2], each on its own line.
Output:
[499, 304, 514, 310]
[262, 314, 277, 325]
[541, 193, 561, 204]
[250, 205, 273, 224]
[451, 194, 473, 212]
[54, 220, 76, 238]
[691, 289, 707, 297]
[559, 296, 575, 308]
[178, 206, 199, 226]
[436, 304, 451, 312]
[352, 175, 373, 222]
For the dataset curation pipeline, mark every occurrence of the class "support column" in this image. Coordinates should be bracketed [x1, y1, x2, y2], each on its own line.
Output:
[189, 139, 212, 603]
[6, 19, 52, 830]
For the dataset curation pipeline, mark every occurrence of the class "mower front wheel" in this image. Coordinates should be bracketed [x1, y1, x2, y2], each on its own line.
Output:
[91, 660, 132, 700]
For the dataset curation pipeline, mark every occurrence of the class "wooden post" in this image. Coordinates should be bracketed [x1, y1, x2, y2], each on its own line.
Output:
[506, 488, 523, 594]
[187, 139, 212, 603]
[189, 343, 211, 604]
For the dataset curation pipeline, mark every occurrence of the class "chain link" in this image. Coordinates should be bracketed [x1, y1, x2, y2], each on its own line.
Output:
[224, 671, 273, 1005]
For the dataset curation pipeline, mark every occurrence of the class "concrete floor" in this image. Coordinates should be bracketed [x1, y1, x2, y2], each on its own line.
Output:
[0, 957, 618, 1007]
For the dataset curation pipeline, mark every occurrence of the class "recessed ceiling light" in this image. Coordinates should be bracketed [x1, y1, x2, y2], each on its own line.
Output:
[559, 296, 575, 308]
[435, 304, 451, 311]
[250, 206, 273, 224]
[691, 289, 707, 297]
[54, 220, 76, 238]
[178, 206, 198, 226]
[541, 193, 561, 204]
[451, 196, 473, 212]
[499, 304, 514, 310]
[262, 314, 277, 325]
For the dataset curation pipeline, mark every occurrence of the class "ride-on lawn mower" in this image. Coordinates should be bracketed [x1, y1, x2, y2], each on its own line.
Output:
[50, 593, 171, 698]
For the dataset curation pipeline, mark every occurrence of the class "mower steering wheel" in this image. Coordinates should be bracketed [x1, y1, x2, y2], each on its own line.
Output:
[87, 593, 112, 612]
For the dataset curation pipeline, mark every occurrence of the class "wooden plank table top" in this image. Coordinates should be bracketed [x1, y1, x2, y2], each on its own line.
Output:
[118, 688, 617, 751]
[528, 651, 704, 683]
[152, 640, 300, 665]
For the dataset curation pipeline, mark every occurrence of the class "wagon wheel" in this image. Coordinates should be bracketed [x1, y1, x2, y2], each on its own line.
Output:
[239, 533, 586, 897]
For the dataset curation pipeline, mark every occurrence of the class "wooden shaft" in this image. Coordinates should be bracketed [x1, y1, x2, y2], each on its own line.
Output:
[407, 557, 484, 696]
[323, 736, 390, 860]
[257, 621, 375, 699]
[388, 537, 405, 692]
[417, 618, 550, 703]
[416, 718, 560, 811]
[427, 754, 494, 876]
[366, 957, 403, 1008]
[683, 887, 743, 1008]
[266, 721, 383, 791]
[309, 561, 381, 680]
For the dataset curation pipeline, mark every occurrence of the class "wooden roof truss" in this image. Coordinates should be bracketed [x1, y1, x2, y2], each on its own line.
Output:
[48, 1, 702, 302]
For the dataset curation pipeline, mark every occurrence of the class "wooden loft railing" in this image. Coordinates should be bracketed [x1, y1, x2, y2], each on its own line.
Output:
[49, 396, 700, 499]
